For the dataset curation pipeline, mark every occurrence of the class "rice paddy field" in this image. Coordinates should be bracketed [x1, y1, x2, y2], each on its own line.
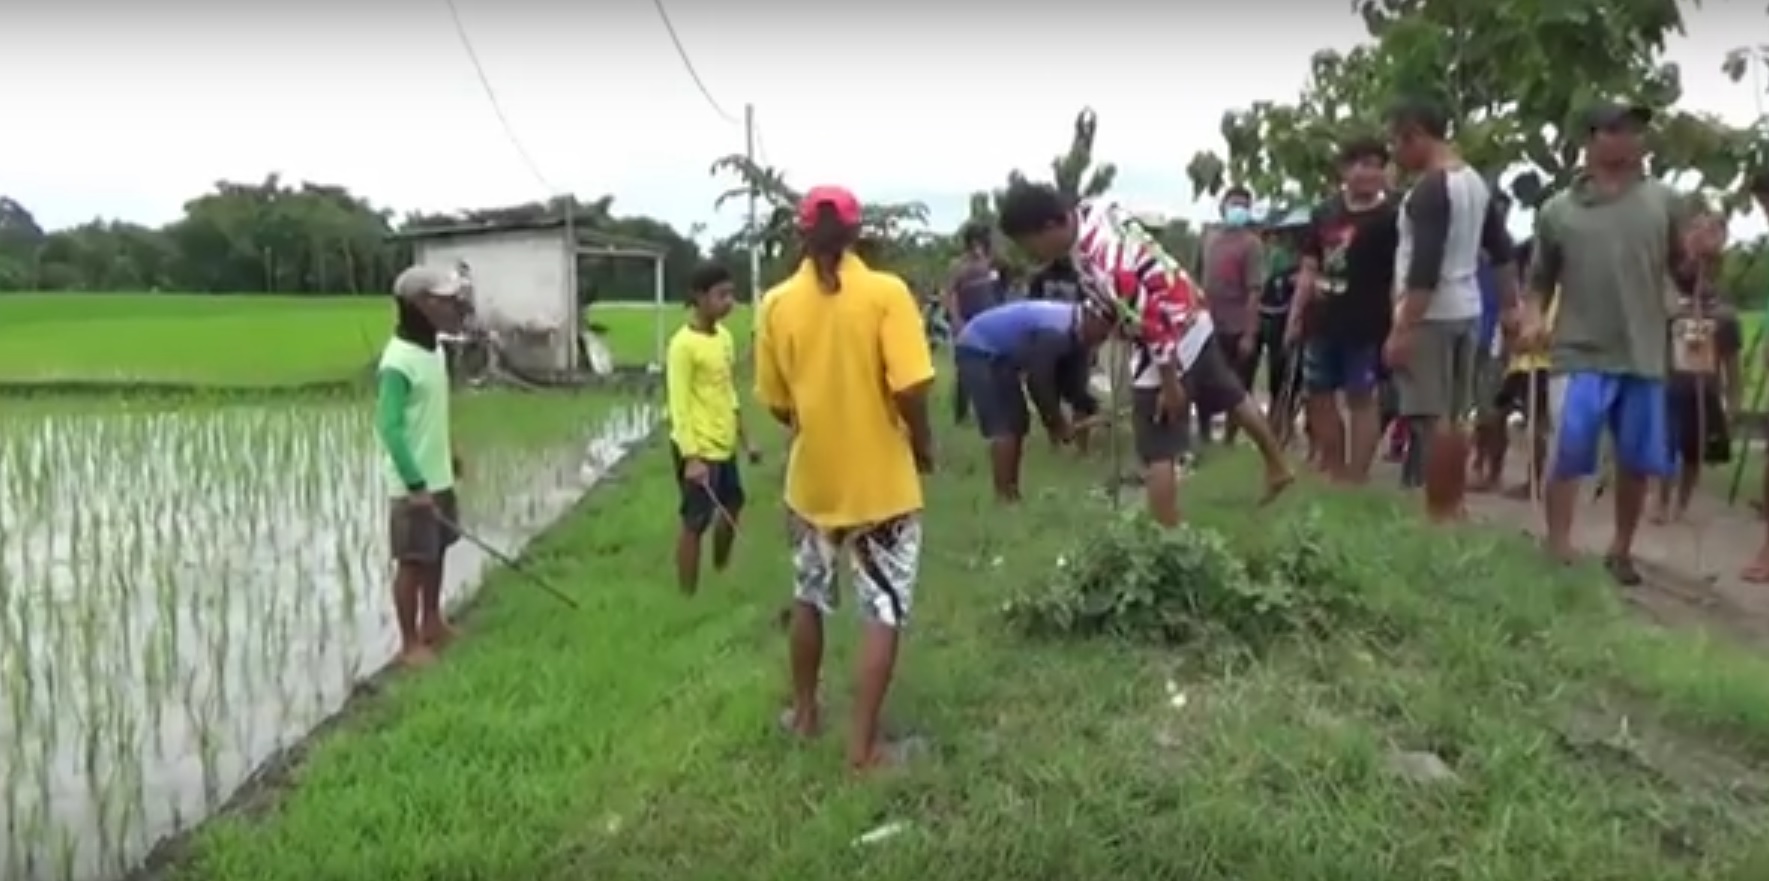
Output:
[0, 386, 660, 881]
[0, 294, 747, 387]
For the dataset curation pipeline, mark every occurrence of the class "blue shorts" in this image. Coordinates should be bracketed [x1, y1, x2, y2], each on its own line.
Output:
[1547, 372, 1673, 480]
[1303, 338, 1382, 394]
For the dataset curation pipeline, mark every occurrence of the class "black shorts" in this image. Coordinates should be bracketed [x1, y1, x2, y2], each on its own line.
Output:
[1054, 348, 1101, 419]
[956, 348, 1029, 440]
[671, 444, 745, 532]
[1668, 381, 1731, 466]
[1130, 335, 1246, 465]
[1492, 369, 1550, 422]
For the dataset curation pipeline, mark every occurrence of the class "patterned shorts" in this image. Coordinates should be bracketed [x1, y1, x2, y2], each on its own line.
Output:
[787, 511, 922, 628]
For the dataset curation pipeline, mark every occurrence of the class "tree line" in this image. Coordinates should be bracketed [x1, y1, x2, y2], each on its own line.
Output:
[0, 179, 712, 301]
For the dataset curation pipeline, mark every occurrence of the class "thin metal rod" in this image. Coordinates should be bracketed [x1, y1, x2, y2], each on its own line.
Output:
[436, 514, 580, 610]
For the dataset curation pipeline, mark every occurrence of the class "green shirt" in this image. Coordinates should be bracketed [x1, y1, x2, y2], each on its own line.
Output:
[1528, 175, 1684, 378]
[376, 338, 454, 496]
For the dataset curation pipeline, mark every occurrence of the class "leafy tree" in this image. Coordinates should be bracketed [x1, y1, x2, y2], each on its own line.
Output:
[1186, 0, 1762, 213]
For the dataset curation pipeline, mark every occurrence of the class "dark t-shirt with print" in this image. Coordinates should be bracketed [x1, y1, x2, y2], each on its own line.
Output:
[948, 254, 1004, 321]
[1668, 267, 1742, 397]
[1301, 194, 1400, 346]
[1028, 258, 1083, 303]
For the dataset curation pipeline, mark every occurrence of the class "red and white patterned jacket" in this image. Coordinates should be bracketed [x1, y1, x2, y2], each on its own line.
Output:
[1071, 199, 1213, 386]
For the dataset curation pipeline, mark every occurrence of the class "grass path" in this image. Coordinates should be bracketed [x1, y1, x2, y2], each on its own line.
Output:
[162, 415, 1769, 881]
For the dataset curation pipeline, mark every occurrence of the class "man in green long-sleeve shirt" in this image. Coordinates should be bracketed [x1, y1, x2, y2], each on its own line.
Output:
[379, 264, 469, 668]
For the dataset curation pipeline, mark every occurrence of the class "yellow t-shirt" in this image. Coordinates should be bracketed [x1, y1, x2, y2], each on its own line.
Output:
[665, 323, 738, 460]
[1507, 292, 1559, 374]
[755, 253, 935, 529]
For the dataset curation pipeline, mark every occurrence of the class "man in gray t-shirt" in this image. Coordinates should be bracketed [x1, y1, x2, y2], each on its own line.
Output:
[1385, 98, 1517, 523]
[1521, 101, 1686, 585]
[943, 223, 1005, 425]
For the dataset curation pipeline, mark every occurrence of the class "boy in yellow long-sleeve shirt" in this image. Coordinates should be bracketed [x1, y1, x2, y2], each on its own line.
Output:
[667, 263, 757, 595]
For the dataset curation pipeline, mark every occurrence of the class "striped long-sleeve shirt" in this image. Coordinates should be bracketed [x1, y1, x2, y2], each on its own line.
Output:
[1071, 199, 1213, 388]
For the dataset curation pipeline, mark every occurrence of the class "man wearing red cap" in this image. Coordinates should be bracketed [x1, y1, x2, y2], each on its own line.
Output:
[755, 185, 937, 772]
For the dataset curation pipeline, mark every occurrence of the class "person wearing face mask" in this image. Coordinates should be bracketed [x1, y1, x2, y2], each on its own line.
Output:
[1198, 186, 1267, 446]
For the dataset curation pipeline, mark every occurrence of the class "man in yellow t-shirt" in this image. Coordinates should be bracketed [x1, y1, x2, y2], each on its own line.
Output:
[666, 263, 756, 596]
[755, 185, 936, 773]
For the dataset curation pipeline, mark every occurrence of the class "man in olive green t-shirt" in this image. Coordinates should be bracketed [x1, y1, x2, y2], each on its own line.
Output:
[378, 264, 470, 668]
[1519, 102, 1686, 587]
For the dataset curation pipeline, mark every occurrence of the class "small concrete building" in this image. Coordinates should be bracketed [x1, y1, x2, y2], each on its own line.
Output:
[393, 219, 668, 375]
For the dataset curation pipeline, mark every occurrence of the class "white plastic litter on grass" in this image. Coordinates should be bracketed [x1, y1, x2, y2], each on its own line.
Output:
[854, 821, 911, 847]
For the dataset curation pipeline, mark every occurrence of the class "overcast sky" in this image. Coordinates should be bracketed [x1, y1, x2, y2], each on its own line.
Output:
[2, 0, 1765, 239]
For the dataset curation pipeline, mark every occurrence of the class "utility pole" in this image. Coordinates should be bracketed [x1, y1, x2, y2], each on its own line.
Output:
[744, 102, 761, 303]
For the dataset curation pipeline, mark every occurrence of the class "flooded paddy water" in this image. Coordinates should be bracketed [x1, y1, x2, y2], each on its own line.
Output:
[0, 391, 656, 881]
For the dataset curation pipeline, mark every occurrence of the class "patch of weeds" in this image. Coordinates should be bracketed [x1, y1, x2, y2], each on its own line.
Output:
[1001, 508, 1366, 652]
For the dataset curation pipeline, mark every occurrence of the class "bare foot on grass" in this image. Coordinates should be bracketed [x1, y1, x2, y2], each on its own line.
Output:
[779, 707, 822, 740]
[1259, 470, 1296, 506]
[423, 621, 460, 649]
[848, 736, 927, 776]
[398, 645, 438, 668]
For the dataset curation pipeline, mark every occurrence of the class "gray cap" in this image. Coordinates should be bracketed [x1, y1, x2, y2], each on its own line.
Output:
[392, 264, 467, 300]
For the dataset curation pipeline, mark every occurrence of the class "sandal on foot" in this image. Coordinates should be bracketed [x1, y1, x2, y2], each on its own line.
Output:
[1604, 554, 1644, 587]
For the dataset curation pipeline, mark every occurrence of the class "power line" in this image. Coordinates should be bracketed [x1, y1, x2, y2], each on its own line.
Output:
[648, 0, 742, 125]
[443, 0, 557, 194]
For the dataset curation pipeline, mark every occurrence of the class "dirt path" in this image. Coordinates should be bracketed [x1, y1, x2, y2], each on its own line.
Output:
[1413, 455, 1769, 648]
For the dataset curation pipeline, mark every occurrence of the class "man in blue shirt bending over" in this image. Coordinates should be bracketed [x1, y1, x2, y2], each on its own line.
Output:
[955, 299, 1115, 502]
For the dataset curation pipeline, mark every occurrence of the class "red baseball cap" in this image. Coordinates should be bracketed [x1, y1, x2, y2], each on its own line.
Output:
[797, 185, 862, 230]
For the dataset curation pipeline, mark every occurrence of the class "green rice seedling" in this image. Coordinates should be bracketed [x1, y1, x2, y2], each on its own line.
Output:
[0, 388, 650, 880]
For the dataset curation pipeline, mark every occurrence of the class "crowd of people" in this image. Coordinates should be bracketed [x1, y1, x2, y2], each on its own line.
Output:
[367, 97, 1769, 773]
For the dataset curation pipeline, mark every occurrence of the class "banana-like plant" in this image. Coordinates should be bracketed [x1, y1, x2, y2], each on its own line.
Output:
[708, 155, 929, 261]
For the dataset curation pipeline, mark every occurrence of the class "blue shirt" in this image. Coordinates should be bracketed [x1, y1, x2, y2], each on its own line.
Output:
[1476, 260, 1499, 350]
[956, 301, 1076, 358]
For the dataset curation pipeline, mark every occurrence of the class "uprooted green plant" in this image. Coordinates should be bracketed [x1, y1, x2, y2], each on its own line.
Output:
[1001, 507, 1367, 651]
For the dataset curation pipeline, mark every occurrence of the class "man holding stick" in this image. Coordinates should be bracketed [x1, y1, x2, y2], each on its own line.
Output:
[1517, 102, 1687, 585]
[1654, 207, 1740, 525]
[378, 265, 471, 669]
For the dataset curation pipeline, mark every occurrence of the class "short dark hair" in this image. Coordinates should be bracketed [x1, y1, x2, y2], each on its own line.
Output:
[1750, 167, 1769, 198]
[1337, 136, 1389, 166]
[996, 183, 1071, 239]
[1385, 96, 1450, 140]
[1221, 185, 1253, 204]
[686, 262, 732, 297]
[960, 222, 992, 250]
